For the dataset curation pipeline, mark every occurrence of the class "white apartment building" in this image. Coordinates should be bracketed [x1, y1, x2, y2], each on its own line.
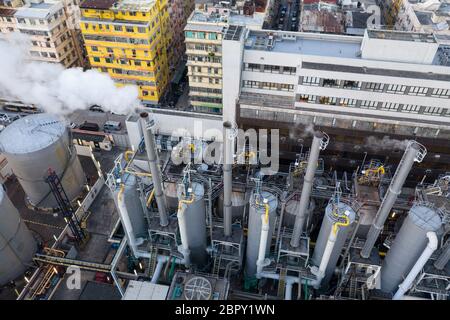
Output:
[14, 0, 81, 67]
[221, 27, 450, 141]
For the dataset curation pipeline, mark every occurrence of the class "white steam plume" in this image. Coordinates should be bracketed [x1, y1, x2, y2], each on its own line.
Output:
[365, 136, 410, 150]
[0, 36, 140, 115]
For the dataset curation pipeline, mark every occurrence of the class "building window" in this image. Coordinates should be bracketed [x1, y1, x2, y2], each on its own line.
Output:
[386, 84, 406, 94]
[137, 27, 146, 33]
[91, 46, 98, 52]
[114, 25, 122, 31]
[422, 106, 442, 115]
[93, 57, 100, 62]
[381, 102, 400, 111]
[408, 86, 428, 96]
[126, 26, 134, 33]
[343, 80, 361, 90]
[339, 98, 357, 107]
[360, 100, 378, 109]
[320, 96, 337, 105]
[402, 104, 421, 113]
[298, 94, 316, 103]
[185, 31, 195, 38]
[431, 88, 450, 98]
[365, 82, 384, 92]
[322, 79, 339, 87]
[282, 66, 296, 75]
[302, 76, 320, 86]
[197, 32, 205, 39]
[264, 65, 281, 73]
[244, 63, 260, 71]
[208, 33, 217, 40]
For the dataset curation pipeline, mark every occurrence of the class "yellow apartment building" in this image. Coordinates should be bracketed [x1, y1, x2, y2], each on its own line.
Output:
[79, 0, 170, 104]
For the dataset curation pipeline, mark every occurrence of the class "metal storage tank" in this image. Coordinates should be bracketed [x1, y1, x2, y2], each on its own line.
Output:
[164, 181, 179, 211]
[217, 190, 249, 221]
[283, 199, 315, 228]
[0, 187, 37, 286]
[177, 182, 207, 266]
[0, 114, 86, 208]
[381, 204, 442, 293]
[311, 201, 356, 287]
[245, 190, 278, 278]
[116, 174, 147, 240]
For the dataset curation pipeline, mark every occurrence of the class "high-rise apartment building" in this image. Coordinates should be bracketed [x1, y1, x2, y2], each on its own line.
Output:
[184, 1, 268, 114]
[79, 0, 171, 105]
[167, 0, 194, 74]
[13, 0, 82, 67]
[0, 0, 21, 35]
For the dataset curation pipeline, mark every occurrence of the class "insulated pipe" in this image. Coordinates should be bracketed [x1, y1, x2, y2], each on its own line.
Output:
[314, 226, 338, 289]
[117, 184, 141, 256]
[393, 232, 438, 300]
[151, 255, 168, 284]
[291, 131, 327, 248]
[177, 201, 192, 267]
[140, 112, 168, 227]
[361, 141, 425, 258]
[434, 242, 450, 270]
[256, 204, 270, 277]
[285, 281, 293, 300]
[223, 121, 234, 237]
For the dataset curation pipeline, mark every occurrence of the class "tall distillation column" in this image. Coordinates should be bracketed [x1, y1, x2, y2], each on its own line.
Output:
[140, 112, 168, 227]
[361, 141, 427, 258]
[290, 131, 329, 247]
[223, 121, 236, 237]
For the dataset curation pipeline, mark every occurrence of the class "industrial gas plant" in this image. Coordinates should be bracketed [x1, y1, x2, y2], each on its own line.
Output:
[0, 112, 449, 301]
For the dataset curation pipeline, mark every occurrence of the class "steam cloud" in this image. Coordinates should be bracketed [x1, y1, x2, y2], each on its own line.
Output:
[0, 36, 141, 115]
[365, 136, 410, 150]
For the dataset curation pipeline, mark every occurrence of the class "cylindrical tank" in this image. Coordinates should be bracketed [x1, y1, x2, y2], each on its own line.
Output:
[311, 202, 356, 287]
[118, 174, 147, 239]
[0, 114, 86, 208]
[245, 190, 278, 278]
[355, 204, 378, 238]
[164, 181, 179, 211]
[0, 187, 37, 286]
[381, 205, 442, 293]
[177, 182, 207, 266]
[217, 190, 249, 221]
[283, 199, 315, 228]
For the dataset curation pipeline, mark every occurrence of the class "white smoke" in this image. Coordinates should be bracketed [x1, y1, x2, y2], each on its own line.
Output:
[365, 136, 410, 150]
[0, 35, 141, 115]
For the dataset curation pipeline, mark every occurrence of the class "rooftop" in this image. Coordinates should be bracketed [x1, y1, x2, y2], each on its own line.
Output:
[79, 0, 117, 10]
[244, 30, 362, 59]
[367, 29, 437, 43]
[15, 1, 62, 19]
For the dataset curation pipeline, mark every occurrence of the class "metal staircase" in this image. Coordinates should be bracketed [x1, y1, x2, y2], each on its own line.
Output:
[277, 267, 287, 298]
[148, 246, 158, 277]
[213, 255, 222, 277]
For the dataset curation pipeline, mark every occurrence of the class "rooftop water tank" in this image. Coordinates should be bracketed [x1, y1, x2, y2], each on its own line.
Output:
[0, 114, 86, 208]
[0, 187, 37, 286]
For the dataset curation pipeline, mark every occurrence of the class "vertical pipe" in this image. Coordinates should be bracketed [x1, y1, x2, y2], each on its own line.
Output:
[151, 256, 167, 284]
[177, 203, 191, 267]
[393, 232, 438, 300]
[223, 121, 234, 237]
[256, 212, 270, 277]
[361, 141, 425, 258]
[285, 281, 293, 300]
[140, 112, 169, 227]
[291, 131, 327, 247]
[434, 242, 450, 270]
[314, 228, 338, 289]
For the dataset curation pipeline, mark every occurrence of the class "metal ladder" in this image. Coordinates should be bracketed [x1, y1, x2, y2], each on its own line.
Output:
[148, 246, 158, 277]
[277, 268, 287, 298]
[213, 255, 221, 277]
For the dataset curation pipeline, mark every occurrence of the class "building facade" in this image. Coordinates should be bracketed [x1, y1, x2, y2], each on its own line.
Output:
[79, 0, 170, 104]
[220, 27, 450, 172]
[0, 0, 21, 35]
[14, 0, 82, 67]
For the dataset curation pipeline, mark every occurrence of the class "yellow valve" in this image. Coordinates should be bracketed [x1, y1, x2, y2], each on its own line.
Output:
[146, 189, 155, 207]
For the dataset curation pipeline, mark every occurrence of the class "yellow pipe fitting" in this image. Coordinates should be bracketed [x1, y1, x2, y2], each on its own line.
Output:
[333, 215, 350, 235]
[146, 189, 155, 207]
